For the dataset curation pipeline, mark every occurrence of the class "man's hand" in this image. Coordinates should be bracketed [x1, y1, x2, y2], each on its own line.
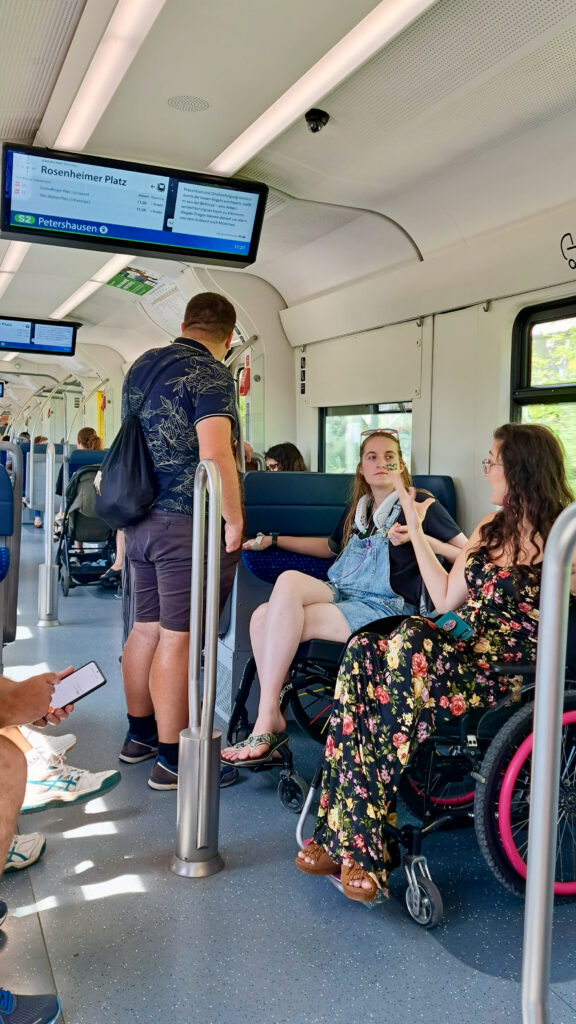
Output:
[1, 666, 76, 729]
[225, 520, 244, 553]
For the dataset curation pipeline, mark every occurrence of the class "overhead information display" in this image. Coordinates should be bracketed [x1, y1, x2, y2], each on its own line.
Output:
[0, 316, 77, 356]
[1, 145, 268, 268]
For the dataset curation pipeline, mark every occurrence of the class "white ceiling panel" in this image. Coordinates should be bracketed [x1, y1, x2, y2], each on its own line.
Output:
[86, 0, 382, 168]
[0, 0, 87, 142]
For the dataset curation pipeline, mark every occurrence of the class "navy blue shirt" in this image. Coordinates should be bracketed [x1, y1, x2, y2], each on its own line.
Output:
[122, 338, 238, 515]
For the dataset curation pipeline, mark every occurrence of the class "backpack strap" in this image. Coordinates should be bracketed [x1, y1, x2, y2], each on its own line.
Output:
[126, 346, 190, 417]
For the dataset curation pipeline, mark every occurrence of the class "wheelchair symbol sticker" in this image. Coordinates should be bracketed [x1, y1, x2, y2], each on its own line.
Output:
[560, 232, 576, 270]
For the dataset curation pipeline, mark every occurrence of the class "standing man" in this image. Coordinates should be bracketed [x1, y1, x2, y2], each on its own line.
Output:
[119, 292, 243, 790]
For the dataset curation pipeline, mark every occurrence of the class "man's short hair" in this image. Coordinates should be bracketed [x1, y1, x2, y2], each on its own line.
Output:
[183, 292, 236, 340]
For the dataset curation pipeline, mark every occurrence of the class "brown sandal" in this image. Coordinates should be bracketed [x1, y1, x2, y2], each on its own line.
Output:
[295, 841, 339, 876]
[341, 860, 379, 902]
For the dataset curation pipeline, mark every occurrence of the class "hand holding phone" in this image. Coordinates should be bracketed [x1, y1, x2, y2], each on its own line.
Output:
[49, 661, 106, 712]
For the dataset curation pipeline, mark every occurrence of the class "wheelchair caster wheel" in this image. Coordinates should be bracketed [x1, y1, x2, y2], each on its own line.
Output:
[405, 876, 443, 928]
[278, 773, 309, 813]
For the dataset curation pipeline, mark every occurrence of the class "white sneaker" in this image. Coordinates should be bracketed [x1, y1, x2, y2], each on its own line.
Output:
[5, 833, 46, 872]
[20, 726, 77, 760]
[21, 759, 121, 813]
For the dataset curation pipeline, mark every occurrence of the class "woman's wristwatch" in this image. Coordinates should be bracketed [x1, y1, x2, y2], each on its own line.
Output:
[270, 532, 279, 547]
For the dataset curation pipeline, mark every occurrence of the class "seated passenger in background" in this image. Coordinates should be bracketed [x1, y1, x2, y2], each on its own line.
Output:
[296, 423, 575, 901]
[265, 442, 307, 472]
[222, 429, 466, 766]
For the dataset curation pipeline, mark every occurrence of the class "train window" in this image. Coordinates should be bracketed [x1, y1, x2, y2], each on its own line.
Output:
[511, 301, 576, 491]
[320, 402, 412, 473]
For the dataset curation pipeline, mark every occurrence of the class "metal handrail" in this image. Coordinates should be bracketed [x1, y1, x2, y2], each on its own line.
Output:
[521, 500, 576, 1023]
[172, 459, 224, 877]
[28, 376, 75, 509]
[37, 443, 58, 627]
[250, 451, 265, 470]
[65, 379, 108, 444]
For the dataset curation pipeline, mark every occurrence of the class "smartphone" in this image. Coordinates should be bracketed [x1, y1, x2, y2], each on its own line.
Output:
[49, 661, 106, 711]
[435, 611, 474, 640]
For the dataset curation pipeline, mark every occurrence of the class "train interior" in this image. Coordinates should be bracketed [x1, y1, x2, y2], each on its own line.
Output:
[1, 1, 576, 1021]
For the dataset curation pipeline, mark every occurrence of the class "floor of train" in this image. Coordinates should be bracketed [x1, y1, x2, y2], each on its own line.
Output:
[1, 528, 575, 1024]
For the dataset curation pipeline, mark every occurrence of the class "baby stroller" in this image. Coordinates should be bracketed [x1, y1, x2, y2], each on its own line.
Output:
[56, 464, 116, 595]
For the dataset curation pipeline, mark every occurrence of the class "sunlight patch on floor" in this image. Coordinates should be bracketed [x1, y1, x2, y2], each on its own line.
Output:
[81, 874, 146, 900]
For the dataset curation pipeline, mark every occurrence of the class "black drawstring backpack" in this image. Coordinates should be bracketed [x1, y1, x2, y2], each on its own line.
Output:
[95, 351, 187, 530]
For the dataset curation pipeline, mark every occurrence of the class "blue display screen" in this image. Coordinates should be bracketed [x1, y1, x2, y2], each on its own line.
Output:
[0, 316, 76, 356]
[1, 146, 268, 267]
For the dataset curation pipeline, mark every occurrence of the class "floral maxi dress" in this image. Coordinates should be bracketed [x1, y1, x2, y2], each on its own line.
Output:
[313, 549, 542, 891]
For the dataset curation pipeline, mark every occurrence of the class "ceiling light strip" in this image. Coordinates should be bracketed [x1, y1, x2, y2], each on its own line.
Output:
[207, 0, 439, 176]
[49, 254, 132, 319]
[55, 0, 170, 151]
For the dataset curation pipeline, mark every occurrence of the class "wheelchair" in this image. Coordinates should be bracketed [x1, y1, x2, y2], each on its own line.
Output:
[286, 612, 576, 928]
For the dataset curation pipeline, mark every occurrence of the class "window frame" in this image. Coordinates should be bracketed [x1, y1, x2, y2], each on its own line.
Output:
[511, 297, 576, 417]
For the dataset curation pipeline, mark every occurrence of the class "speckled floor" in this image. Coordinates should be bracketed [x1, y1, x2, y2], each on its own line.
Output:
[0, 527, 575, 1024]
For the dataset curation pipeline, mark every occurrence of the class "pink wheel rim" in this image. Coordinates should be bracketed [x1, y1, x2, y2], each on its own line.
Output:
[498, 710, 576, 895]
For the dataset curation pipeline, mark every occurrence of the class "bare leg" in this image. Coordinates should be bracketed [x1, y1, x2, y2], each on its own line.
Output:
[0, 736, 27, 877]
[111, 529, 125, 571]
[148, 627, 189, 743]
[122, 620, 160, 718]
[222, 571, 350, 761]
[0, 727, 32, 755]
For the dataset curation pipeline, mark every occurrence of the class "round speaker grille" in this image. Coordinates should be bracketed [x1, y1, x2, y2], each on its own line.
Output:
[167, 95, 209, 113]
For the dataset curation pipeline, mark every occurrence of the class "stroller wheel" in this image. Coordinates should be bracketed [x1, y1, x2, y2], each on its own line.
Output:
[60, 568, 70, 596]
[278, 772, 309, 814]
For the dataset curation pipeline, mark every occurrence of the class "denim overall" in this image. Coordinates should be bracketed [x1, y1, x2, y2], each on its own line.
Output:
[327, 501, 418, 632]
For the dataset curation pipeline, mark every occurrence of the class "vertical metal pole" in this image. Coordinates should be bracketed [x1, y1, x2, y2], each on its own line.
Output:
[171, 459, 224, 878]
[37, 443, 59, 627]
[521, 502, 576, 1024]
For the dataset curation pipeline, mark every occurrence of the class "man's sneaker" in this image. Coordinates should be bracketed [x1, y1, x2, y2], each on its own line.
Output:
[148, 756, 178, 791]
[0, 901, 7, 929]
[0, 989, 60, 1024]
[5, 833, 46, 873]
[119, 731, 158, 764]
[20, 727, 77, 760]
[21, 760, 121, 813]
[219, 763, 239, 788]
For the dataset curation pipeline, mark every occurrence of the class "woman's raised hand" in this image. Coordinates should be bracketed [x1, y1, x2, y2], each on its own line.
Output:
[389, 471, 435, 537]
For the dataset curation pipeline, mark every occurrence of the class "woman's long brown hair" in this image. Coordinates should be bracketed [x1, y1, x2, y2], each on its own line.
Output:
[341, 431, 412, 545]
[77, 426, 103, 450]
[478, 423, 574, 564]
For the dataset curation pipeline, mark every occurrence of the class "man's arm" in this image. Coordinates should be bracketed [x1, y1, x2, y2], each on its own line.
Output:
[197, 416, 244, 553]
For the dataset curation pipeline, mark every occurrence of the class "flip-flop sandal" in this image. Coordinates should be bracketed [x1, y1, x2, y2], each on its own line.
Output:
[341, 861, 379, 903]
[295, 841, 340, 876]
[220, 730, 289, 767]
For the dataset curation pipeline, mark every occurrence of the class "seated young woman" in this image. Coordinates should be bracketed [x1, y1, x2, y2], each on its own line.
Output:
[296, 423, 575, 902]
[221, 429, 466, 766]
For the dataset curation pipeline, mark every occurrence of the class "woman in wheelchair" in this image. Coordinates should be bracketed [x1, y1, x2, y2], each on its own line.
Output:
[222, 429, 466, 766]
[296, 423, 575, 901]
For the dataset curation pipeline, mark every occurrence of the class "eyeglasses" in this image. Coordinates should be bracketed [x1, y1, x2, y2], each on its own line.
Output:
[481, 458, 503, 475]
[361, 428, 400, 440]
[266, 461, 279, 472]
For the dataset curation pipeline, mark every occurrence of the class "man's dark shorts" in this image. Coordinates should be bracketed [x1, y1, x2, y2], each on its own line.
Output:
[124, 510, 240, 632]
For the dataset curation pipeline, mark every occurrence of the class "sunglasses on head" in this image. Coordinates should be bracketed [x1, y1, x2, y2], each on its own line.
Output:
[361, 428, 400, 439]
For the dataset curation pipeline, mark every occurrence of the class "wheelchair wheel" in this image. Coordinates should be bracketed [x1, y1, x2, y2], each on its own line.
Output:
[278, 772, 309, 813]
[405, 876, 443, 928]
[474, 691, 576, 897]
[399, 741, 475, 821]
[289, 674, 335, 745]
